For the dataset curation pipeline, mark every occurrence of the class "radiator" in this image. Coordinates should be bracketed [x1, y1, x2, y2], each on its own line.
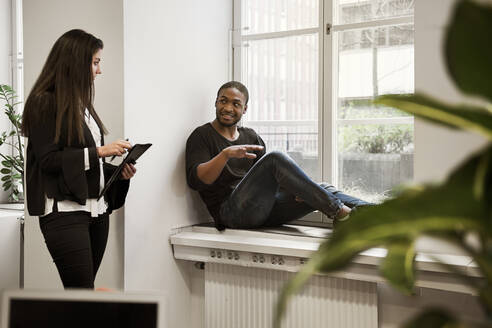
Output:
[205, 263, 378, 328]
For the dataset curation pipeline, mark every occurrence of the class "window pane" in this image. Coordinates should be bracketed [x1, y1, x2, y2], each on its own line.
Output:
[338, 123, 414, 203]
[336, 22, 414, 200]
[241, 0, 319, 35]
[241, 34, 320, 180]
[338, 24, 414, 119]
[336, 0, 414, 25]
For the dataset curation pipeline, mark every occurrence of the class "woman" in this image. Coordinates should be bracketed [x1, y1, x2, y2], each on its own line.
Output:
[21, 29, 136, 289]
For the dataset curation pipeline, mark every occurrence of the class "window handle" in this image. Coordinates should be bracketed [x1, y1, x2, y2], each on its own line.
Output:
[326, 23, 332, 35]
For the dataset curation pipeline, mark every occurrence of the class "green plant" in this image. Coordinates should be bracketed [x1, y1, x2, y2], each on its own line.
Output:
[0, 85, 24, 202]
[275, 0, 492, 327]
[339, 124, 413, 154]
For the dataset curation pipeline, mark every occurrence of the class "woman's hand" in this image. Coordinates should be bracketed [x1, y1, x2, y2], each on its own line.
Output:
[97, 140, 132, 158]
[120, 163, 136, 180]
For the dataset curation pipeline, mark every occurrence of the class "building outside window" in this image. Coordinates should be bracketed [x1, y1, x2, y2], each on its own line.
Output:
[234, 0, 414, 222]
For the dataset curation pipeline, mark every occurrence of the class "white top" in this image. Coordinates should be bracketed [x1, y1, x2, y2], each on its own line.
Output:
[42, 110, 108, 217]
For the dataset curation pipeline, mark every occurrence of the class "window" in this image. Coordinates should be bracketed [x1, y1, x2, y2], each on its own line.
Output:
[333, 0, 414, 204]
[235, 0, 321, 182]
[233, 0, 414, 222]
[12, 0, 24, 103]
[2, 0, 23, 105]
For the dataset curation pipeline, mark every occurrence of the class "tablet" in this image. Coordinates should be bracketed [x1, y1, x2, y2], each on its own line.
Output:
[98, 143, 152, 200]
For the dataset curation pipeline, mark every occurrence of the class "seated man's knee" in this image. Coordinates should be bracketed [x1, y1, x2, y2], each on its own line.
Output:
[320, 182, 337, 192]
[264, 150, 290, 163]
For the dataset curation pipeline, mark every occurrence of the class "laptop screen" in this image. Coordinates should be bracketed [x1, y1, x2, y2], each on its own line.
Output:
[1, 290, 165, 328]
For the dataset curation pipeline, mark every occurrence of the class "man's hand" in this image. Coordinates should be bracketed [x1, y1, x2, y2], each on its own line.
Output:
[197, 144, 264, 185]
[223, 145, 264, 159]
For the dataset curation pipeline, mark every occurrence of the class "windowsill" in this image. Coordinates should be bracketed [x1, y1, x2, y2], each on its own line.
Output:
[170, 223, 481, 295]
[0, 203, 24, 218]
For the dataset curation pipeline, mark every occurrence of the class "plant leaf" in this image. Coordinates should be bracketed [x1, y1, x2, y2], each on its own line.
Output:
[0, 168, 10, 174]
[445, 0, 492, 103]
[2, 181, 11, 190]
[275, 145, 492, 326]
[380, 238, 416, 295]
[315, 145, 492, 274]
[473, 150, 491, 200]
[403, 308, 460, 328]
[375, 94, 492, 140]
[0, 85, 12, 93]
[479, 284, 492, 315]
[1, 160, 12, 167]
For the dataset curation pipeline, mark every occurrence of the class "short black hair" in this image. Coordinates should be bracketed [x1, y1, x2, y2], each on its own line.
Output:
[217, 81, 249, 105]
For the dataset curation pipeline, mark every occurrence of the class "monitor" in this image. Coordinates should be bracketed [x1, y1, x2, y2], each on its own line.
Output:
[1, 289, 166, 328]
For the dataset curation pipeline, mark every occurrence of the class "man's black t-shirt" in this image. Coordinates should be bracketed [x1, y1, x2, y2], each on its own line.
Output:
[185, 123, 266, 227]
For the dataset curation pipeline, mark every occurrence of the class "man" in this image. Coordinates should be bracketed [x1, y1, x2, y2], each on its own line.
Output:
[186, 81, 369, 230]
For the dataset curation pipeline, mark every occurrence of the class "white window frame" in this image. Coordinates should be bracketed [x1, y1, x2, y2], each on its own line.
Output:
[232, 0, 414, 224]
[11, 0, 23, 104]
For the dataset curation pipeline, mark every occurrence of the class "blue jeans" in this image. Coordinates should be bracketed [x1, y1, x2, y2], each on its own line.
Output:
[219, 151, 370, 229]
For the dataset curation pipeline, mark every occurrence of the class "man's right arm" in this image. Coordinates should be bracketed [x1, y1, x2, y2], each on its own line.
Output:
[197, 145, 264, 185]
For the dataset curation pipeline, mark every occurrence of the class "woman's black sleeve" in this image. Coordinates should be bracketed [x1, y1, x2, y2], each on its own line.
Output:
[27, 95, 98, 202]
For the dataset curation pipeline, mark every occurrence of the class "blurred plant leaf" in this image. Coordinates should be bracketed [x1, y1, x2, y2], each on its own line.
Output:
[445, 0, 492, 103]
[380, 238, 416, 295]
[403, 308, 461, 328]
[474, 151, 491, 200]
[375, 94, 492, 140]
[478, 284, 492, 316]
[274, 145, 492, 328]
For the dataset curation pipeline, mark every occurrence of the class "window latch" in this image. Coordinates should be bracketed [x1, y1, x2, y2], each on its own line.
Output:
[230, 27, 250, 49]
[326, 23, 332, 35]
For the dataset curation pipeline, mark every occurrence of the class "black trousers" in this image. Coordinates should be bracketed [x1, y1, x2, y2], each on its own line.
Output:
[39, 211, 109, 289]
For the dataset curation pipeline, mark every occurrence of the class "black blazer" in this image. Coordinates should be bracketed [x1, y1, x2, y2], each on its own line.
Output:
[25, 92, 129, 216]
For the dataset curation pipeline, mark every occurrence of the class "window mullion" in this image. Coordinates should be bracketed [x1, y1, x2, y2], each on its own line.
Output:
[241, 28, 320, 42]
[322, 0, 335, 187]
[338, 117, 414, 126]
[333, 15, 414, 32]
[11, 0, 23, 110]
[232, 0, 242, 81]
[320, 0, 336, 223]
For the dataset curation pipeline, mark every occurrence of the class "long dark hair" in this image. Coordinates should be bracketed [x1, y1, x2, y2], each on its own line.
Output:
[21, 29, 107, 145]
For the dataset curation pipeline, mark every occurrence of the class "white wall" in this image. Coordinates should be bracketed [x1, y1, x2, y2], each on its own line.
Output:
[23, 0, 125, 289]
[413, 0, 488, 183]
[413, 0, 488, 258]
[123, 1, 231, 327]
[0, 211, 21, 291]
[379, 0, 489, 326]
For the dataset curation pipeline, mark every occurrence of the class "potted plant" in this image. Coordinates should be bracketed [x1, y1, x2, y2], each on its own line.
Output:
[275, 0, 492, 327]
[0, 84, 24, 202]
[0, 84, 25, 289]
